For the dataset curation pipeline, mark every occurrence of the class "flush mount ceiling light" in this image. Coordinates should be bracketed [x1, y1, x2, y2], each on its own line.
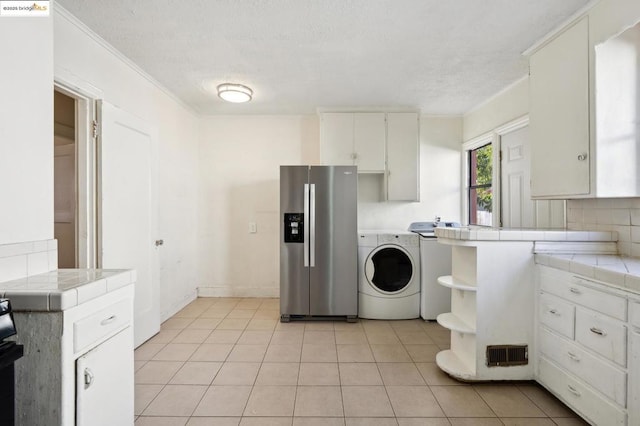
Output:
[217, 83, 253, 103]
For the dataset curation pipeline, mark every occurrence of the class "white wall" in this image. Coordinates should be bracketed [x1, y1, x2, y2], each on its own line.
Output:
[0, 17, 54, 245]
[463, 78, 529, 142]
[358, 116, 463, 229]
[198, 115, 319, 297]
[54, 10, 200, 319]
[198, 115, 462, 295]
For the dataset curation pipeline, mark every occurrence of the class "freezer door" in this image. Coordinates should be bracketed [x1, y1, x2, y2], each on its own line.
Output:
[280, 166, 310, 315]
[309, 166, 358, 316]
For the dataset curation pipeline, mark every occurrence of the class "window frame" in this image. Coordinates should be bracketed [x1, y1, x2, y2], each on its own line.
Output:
[468, 143, 493, 226]
[462, 133, 498, 227]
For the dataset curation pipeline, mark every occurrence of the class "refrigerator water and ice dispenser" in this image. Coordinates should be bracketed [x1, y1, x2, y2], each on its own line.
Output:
[283, 213, 304, 243]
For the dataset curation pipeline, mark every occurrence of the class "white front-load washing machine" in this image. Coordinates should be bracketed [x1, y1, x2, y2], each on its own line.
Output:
[358, 231, 420, 319]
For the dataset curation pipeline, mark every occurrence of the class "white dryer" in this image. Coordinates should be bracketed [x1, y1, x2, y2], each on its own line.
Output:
[358, 231, 420, 320]
[408, 221, 458, 320]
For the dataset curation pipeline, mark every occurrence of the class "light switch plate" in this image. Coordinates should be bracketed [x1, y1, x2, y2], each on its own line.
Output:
[249, 222, 257, 233]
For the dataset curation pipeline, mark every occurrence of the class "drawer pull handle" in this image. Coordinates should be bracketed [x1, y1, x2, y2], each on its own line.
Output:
[590, 327, 606, 336]
[569, 287, 582, 295]
[567, 352, 581, 362]
[567, 385, 581, 397]
[84, 368, 94, 389]
[100, 315, 117, 326]
[548, 308, 560, 316]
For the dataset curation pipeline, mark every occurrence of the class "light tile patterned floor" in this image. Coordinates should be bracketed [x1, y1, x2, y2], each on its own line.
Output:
[134, 297, 588, 426]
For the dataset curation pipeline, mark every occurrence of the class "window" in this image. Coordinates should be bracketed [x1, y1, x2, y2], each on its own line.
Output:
[468, 143, 492, 226]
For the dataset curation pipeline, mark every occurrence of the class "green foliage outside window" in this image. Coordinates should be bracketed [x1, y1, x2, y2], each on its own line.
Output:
[475, 144, 492, 212]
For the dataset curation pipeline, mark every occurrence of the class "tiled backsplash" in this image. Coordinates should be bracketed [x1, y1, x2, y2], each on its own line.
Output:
[0, 240, 58, 282]
[567, 198, 640, 257]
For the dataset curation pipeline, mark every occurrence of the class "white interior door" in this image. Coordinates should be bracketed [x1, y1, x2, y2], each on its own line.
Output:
[99, 101, 160, 347]
[500, 126, 535, 228]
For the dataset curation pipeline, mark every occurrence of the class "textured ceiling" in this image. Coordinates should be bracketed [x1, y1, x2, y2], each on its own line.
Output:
[56, 0, 591, 115]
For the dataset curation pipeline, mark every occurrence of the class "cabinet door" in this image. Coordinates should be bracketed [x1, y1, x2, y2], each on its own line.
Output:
[387, 112, 419, 201]
[353, 113, 385, 172]
[530, 17, 590, 198]
[320, 113, 354, 166]
[76, 327, 134, 426]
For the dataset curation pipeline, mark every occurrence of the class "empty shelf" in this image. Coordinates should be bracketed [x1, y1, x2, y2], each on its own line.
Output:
[437, 275, 476, 292]
[437, 312, 476, 334]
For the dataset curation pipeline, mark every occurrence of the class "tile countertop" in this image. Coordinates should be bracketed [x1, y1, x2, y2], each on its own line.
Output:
[434, 227, 618, 242]
[0, 269, 135, 311]
[535, 253, 640, 295]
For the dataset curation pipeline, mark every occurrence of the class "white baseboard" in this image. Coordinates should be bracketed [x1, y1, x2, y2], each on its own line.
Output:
[197, 287, 279, 298]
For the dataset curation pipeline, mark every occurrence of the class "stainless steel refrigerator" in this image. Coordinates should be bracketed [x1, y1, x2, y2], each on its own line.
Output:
[280, 165, 358, 321]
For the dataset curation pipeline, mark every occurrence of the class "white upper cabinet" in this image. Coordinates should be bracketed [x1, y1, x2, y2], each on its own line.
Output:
[320, 111, 420, 201]
[530, 12, 640, 199]
[530, 17, 590, 198]
[354, 113, 386, 172]
[320, 112, 385, 173]
[320, 113, 353, 166]
[387, 112, 419, 201]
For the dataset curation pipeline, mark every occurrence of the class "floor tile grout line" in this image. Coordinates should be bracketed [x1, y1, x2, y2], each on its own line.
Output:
[138, 298, 580, 424]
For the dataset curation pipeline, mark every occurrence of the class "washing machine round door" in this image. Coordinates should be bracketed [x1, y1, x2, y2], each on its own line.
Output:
[365, 245, 413, 294]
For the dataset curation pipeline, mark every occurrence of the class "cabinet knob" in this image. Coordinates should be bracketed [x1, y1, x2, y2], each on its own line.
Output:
[577, 153, 588, 161]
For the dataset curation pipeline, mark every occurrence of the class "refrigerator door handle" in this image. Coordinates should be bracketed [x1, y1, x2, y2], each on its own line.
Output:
[310, 183, 316, 267]
[303, 183, 309, 267]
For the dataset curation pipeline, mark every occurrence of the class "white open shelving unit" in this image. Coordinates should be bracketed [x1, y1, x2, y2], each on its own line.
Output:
[434, 240, 536, 381]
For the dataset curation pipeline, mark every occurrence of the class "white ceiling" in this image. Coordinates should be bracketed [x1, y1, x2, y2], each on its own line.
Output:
[56, 0, 591, 115]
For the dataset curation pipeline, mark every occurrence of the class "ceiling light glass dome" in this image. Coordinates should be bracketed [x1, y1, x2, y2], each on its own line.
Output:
[217, 83, 253, 103]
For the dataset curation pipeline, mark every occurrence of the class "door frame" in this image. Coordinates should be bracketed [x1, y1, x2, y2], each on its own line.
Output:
[54, 68, 103, 268]
[496, 116, 530, 228]
[461, 115, 529, 227]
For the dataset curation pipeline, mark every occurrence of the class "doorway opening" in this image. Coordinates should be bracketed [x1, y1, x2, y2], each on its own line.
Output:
[54, 90, 77, 268]
[53, 85, 98, 269]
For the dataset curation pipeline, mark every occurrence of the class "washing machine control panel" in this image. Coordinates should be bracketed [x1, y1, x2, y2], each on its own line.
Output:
[377, 233, 419, 247]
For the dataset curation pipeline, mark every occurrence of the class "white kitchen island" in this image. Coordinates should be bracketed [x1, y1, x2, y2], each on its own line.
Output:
[0, 269, 135, 426]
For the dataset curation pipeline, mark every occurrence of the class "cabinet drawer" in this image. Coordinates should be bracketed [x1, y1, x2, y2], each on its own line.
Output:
[74, 298, 132, 353]
[630, 300, 640, 330]
[569, 276, 627, 320]
[538, 357, 626, 426]
[575, 307, 626, 366]
[540, 269, 626, 320]
[539, 327, 626, 406]
[539, 292, 575, 339]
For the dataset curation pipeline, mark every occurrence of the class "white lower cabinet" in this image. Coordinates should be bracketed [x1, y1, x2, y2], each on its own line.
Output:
[539, 327, 626, 406]
[537, 265, 630, 425]
[539, 357, 626, 426]
[629, 300, 640, 426]
[76, 327, 134, 426]
[12, 283, 134, 425]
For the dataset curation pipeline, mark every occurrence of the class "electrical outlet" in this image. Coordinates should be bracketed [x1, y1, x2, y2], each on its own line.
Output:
[249, 222, 257, 233]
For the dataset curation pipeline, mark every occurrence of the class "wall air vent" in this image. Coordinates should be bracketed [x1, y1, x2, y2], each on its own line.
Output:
[486, 345, 528, 367]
